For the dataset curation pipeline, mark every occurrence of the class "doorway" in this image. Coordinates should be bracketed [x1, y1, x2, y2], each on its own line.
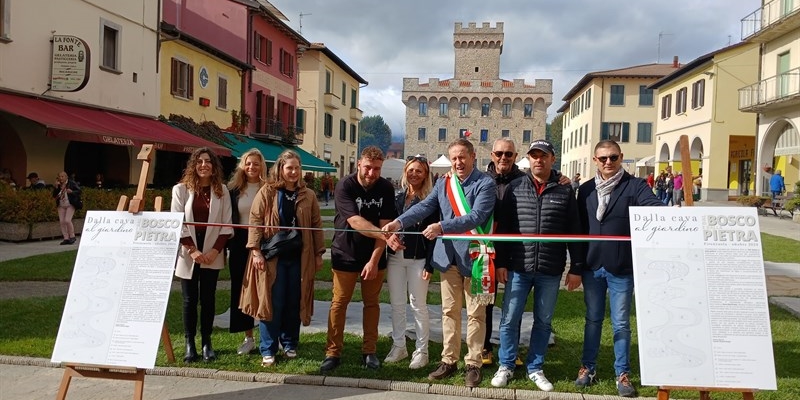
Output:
[739, 159, 752, 195]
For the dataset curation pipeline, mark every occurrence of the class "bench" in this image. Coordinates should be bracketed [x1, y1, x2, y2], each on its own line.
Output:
[762, 195, 795, 219]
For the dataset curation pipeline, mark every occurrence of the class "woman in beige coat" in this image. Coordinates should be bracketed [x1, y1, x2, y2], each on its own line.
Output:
[241, 150, 325, 367]
[172, 147, 233, 363]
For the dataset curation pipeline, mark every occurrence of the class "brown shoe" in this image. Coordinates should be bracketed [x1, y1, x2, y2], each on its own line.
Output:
[428, 362, 457, 380]
[465, 364, 482, 387]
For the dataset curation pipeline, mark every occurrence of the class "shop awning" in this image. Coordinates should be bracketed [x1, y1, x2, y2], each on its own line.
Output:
[636, 155, 656, 167]
[224, 133, 336, 173]
[0, 92, 231, 156]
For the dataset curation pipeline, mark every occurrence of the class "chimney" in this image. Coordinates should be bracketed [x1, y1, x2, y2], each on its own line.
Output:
[672, 56, 679, 68]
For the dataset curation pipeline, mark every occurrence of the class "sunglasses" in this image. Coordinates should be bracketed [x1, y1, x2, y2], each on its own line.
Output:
[596, 154, 620, 163]
[492, 151, 515, 159]
[407, 155, 428, 163]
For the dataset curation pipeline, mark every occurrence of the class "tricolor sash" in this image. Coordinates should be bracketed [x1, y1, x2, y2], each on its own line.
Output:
[445, 175, 495, 305]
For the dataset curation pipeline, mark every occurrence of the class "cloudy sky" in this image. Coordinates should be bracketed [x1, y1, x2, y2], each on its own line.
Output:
[271, 0, 759, 140]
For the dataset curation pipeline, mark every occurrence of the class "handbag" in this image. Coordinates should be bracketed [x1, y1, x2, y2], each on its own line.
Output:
[259, 189, 302, 260]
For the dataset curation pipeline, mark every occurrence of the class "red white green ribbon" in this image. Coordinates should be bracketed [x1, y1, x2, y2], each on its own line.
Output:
[445, 175, 495, 305]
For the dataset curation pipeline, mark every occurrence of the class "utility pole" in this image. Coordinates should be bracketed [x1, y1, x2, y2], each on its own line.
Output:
[658, 32, 673, 63]
[299, 12, 312, 34]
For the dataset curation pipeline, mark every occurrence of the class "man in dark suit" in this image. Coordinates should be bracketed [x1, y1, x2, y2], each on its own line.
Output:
[574, 140, 663, 398]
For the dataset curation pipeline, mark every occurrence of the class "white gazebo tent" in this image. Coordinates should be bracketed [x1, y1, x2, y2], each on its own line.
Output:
[515, 157, 530, 170]
[429, 155, 452, 174]
[380, 158, 406, 183]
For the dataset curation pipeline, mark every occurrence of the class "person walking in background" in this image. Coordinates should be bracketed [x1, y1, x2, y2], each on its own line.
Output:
[383, 138, 496, 388]
[770, 169, 786, 199]
[654, 172, 667, 203]
[52, 171, 81, 245]
[489, 140, 585, 391]
[664, 172, 674, 206]
[243, 150, 325, 367]
[383, 155, 437, 370]
[171, 147, 233, 363]
[320, 173, 333, 205]
[225, 149, 267, 356]
[645, 172, 654, 189]
[321, 146, 396, 372]
[571, 173, 582, 194]
[574, 140, 663, 397]
[672, 172, 684, 207]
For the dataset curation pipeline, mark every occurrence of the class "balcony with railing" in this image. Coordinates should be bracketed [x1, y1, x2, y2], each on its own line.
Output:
[251, 119, 304, 145]
[739, 67, 800, 112]
[741, 0, 800, 42]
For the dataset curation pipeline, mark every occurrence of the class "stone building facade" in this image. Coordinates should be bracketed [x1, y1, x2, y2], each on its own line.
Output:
[402, 22, 553, 167]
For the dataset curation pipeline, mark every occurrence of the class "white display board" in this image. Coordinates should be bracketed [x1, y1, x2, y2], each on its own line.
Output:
[51, 211, 183, 369]
[630, 206, 777, 390]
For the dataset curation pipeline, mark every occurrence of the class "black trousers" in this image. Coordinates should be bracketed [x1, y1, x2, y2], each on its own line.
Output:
[181, 265, 220, 341]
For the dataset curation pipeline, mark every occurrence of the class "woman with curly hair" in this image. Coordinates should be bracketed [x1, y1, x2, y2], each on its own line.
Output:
[225, 148, 267, 355]
[172, 147, 233, 363]
[241, 149, 325, 367]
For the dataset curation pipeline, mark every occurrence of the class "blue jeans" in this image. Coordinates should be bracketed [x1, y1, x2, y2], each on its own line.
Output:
[580, 267, 634, 376]
[497, 270, 561, 372]
[259, 257, 301, 356]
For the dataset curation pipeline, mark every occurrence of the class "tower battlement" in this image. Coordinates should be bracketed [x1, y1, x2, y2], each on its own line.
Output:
[454, 22, 504, 34]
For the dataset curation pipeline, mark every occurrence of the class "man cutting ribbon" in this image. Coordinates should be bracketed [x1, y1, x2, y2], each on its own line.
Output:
[383, 138, 496, 388]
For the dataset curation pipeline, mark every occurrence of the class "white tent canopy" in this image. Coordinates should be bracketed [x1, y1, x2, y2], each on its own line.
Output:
[515, 157, 530, 170]
[430, 155, 451, 167]
[380, 158, 406, 182]
[636, 155, 655, 167]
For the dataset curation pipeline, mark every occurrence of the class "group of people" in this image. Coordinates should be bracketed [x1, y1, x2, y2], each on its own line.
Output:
[170, 146, 324, 366]
[166, 136, 659, 397]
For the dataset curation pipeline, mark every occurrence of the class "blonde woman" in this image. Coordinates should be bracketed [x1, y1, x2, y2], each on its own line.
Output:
[242, 150, 325, 367]
[226, 149, 267, 355]
[384, 155, 438, 369]
[172, 147, 233, 363]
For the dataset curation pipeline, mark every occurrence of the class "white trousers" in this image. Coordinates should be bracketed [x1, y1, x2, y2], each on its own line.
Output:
[386, 251, 430, 353]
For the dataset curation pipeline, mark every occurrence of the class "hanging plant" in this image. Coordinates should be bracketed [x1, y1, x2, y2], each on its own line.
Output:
[762, 164, 773, 173]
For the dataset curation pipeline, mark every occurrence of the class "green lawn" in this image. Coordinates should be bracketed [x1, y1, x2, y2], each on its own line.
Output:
[0, 290, 797, 399]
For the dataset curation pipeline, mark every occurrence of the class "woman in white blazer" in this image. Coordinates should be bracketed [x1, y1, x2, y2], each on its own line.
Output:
[172, 147, 233, 363]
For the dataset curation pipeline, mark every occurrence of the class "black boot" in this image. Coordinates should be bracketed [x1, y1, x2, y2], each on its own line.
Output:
[201, 336, 216, 362]
[184, 337, 198, 363]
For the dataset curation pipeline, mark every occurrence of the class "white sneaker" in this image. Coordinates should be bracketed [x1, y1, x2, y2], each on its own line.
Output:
[384, 345, 409, 363]
[408, 349, 428, 369]
[548, 331, 556, 346]
[491, 366, 514, 387]
[237, 337, 255, 355]
[529, 370, 554, 392]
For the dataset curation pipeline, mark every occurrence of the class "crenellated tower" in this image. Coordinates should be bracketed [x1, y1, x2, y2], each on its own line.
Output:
[453, 22, 503, 80]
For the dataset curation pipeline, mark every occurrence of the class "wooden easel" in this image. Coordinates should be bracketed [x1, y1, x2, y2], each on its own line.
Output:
[657, 386, 755, 400]
[56, 144, 175, 400]
[678, 135, 695, 207]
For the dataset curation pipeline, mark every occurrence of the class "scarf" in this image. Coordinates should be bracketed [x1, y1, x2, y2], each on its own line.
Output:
[594, 168, 624, 221]
[445, 175, 495, 306]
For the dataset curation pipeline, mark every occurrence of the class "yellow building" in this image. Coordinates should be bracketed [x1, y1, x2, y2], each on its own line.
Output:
[650, 43, 759, 200]
[739, 1, 800, 198]
[558, 63, 681, 179]
[297, 43, 367, 178]
[159, 24, 248, 132]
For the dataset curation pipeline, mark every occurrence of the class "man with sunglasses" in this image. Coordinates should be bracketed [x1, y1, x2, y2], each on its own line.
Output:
[488, 139, 585, 391]
[574, 140, 663, 397]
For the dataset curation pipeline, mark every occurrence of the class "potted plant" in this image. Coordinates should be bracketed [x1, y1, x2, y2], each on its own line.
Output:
[735, 195, 768, 208]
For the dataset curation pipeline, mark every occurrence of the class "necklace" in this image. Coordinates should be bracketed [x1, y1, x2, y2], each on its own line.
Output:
[199, 186, 211, 207]
[283, 190, 297, 202]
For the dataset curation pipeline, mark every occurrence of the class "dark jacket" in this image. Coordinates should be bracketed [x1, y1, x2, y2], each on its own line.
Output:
[228, 188, 248, 251]
[577, 171, 664, 275]
[495, 170, 585, 276]
[52, 180, 81, 209]
[486, 161, 526, 202]
[388, 189, 438, 272]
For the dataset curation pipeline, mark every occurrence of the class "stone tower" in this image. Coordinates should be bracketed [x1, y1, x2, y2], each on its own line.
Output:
[453, 22, 503, 80]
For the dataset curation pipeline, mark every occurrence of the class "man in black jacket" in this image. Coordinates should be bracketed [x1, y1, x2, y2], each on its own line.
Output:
[489, 140, 585, 390]
[573, 140, 663, 397]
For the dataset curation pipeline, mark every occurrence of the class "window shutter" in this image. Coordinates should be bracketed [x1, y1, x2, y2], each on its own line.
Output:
[187, 64, 194, 99]
[170, 58, 178, 95]
[289, 105, 295, 126]
[266, 40, 272, 65]
[601, 122, 610, 140]
[622, 122, 630, 142]
[255, 91, 263, 133]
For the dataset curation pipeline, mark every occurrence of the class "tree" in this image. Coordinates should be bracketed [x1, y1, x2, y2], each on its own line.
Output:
[547, 112, 564, 160]
[358, 115, 392, 154]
